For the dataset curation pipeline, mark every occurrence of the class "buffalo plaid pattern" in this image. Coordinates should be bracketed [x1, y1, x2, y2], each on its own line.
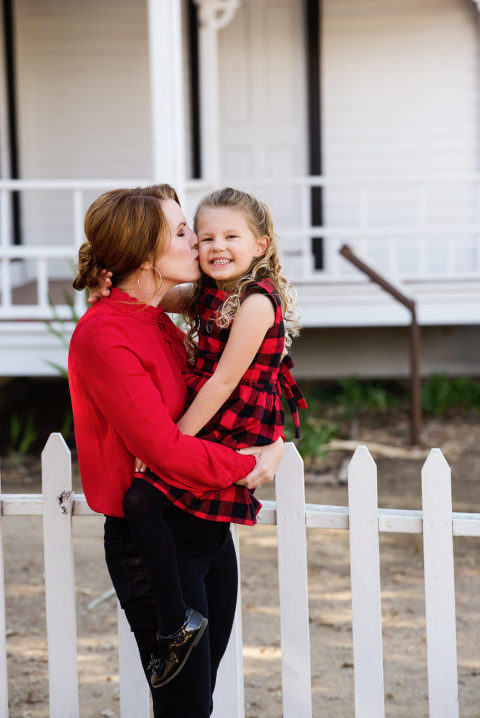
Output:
[144, 279, 306, 526]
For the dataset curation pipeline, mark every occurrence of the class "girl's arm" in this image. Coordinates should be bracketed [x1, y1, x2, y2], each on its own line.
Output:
[87, 270, 112, 304]
[177, 292, 275, 437]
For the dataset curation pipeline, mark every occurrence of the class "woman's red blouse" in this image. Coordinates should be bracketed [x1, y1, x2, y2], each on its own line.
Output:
[68, 287, 255, 517]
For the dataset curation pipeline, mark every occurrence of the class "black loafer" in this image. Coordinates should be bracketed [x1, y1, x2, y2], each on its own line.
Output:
[148, 607, 208, 688]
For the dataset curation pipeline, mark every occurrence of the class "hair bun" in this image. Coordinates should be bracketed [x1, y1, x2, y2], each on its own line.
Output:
[73, 241, 98, 291]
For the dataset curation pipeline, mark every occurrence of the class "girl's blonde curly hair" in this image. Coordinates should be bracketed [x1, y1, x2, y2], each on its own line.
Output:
[183, 187, 301, 362]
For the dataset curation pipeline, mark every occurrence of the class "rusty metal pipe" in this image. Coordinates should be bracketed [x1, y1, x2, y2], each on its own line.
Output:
[339, 244, 422, 445]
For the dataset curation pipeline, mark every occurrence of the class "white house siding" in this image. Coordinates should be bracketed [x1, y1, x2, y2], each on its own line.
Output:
[322, 0, 479, 277]
[12, 0, 155, 281]
[216, 0, 308, 273]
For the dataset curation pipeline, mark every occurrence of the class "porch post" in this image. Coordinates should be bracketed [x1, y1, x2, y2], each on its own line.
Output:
[147, 0, 186, 200]
[194, 0, 241, 185]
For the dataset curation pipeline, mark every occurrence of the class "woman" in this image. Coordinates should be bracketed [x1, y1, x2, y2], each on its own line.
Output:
[68, 184, 283, 717]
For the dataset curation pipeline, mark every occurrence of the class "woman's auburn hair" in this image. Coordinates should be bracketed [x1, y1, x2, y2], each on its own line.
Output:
[73, 184, 179, 292]
[183, 187, 301, 363]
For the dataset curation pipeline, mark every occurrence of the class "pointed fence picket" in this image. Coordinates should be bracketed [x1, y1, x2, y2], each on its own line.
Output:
[422, 450, 459, 718]
[42, 434, 79, 718]
[116, 604, 150, 717]
[0, 436, 478, 717]
[348, 447, 385, 718]
[211, 524, 245, 718]
[275, 444, 312, 718]
[0, 470, 8, 718]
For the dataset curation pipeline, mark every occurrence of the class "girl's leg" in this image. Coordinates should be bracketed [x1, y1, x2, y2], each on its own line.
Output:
[158, 506, 238, 716]
[122, 478, 186, 635]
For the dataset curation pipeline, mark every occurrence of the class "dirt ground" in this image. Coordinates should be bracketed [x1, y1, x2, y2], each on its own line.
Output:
[2, 415, 480, 717]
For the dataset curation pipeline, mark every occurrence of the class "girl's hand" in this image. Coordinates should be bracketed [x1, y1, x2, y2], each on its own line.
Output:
[234, 437, 284, 490]
[134, 458, 147, 473]
[87, 270, 113, 305]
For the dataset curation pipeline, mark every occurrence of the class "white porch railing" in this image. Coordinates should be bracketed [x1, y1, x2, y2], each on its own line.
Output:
[1, 174, 480, 321]
[1, 436, 476, 717]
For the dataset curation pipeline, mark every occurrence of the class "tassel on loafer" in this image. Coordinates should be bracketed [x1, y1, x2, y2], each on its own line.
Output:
[148, 607, 208, 688]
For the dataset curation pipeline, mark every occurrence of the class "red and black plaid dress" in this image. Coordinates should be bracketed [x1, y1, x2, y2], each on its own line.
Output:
[143, 279, 306, 525]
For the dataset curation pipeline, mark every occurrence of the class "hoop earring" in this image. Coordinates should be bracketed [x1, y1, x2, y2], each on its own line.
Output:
[137, 265, 163, 296]
[149, 265, 163, 292]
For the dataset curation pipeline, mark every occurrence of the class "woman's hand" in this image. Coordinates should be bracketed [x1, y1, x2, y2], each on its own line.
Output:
[234, 436, 284, 490]
[87, 269, 113, 305]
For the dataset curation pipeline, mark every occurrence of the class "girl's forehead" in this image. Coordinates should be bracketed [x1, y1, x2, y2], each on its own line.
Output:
[196, 206, 247, 228]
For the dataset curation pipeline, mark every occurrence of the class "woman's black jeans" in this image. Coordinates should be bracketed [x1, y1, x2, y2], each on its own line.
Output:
[104, 504, 238, 717]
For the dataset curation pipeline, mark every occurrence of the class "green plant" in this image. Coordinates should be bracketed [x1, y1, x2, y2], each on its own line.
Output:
[422, 374, 480, 415]
[9, 412, 38, 457]
[60, 407, 74, 442]
[336, 377, 398, 414]
[284, 411, 338, 461]
[280, 377, 414, 462]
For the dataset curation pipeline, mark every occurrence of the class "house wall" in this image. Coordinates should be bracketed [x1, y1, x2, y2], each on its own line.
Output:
[216, 0, 308, 275]
[15, 0, 153, 182]
[291, 325, 480, 378]
[322, 0, 480, 276]
[12, 0, 152, 276]
[10, 0, 194, 277]
[14, 0, 152, 230]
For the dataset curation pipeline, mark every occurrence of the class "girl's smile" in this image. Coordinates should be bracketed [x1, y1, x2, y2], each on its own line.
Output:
[196, 208, 268, 290]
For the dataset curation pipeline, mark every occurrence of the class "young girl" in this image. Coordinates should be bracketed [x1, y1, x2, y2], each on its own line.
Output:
[93, 187, 306, 689]
[136, 188, 306, 514]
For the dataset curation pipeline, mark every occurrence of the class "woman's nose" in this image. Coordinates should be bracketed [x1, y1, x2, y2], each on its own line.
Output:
[189, 230, 198, 248]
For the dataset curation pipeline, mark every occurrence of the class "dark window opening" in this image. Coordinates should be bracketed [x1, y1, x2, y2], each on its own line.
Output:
[306, 0, 322, 269]
[187, 0, 201, 179]
[2, 0, 21, 244]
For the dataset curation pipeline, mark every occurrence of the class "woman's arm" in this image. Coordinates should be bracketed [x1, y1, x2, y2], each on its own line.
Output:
[177, 293, 275, 436]
[69, 317, 255, 492]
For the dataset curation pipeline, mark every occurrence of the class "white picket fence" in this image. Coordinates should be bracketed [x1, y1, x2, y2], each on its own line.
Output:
[0, 434, 478, 717]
